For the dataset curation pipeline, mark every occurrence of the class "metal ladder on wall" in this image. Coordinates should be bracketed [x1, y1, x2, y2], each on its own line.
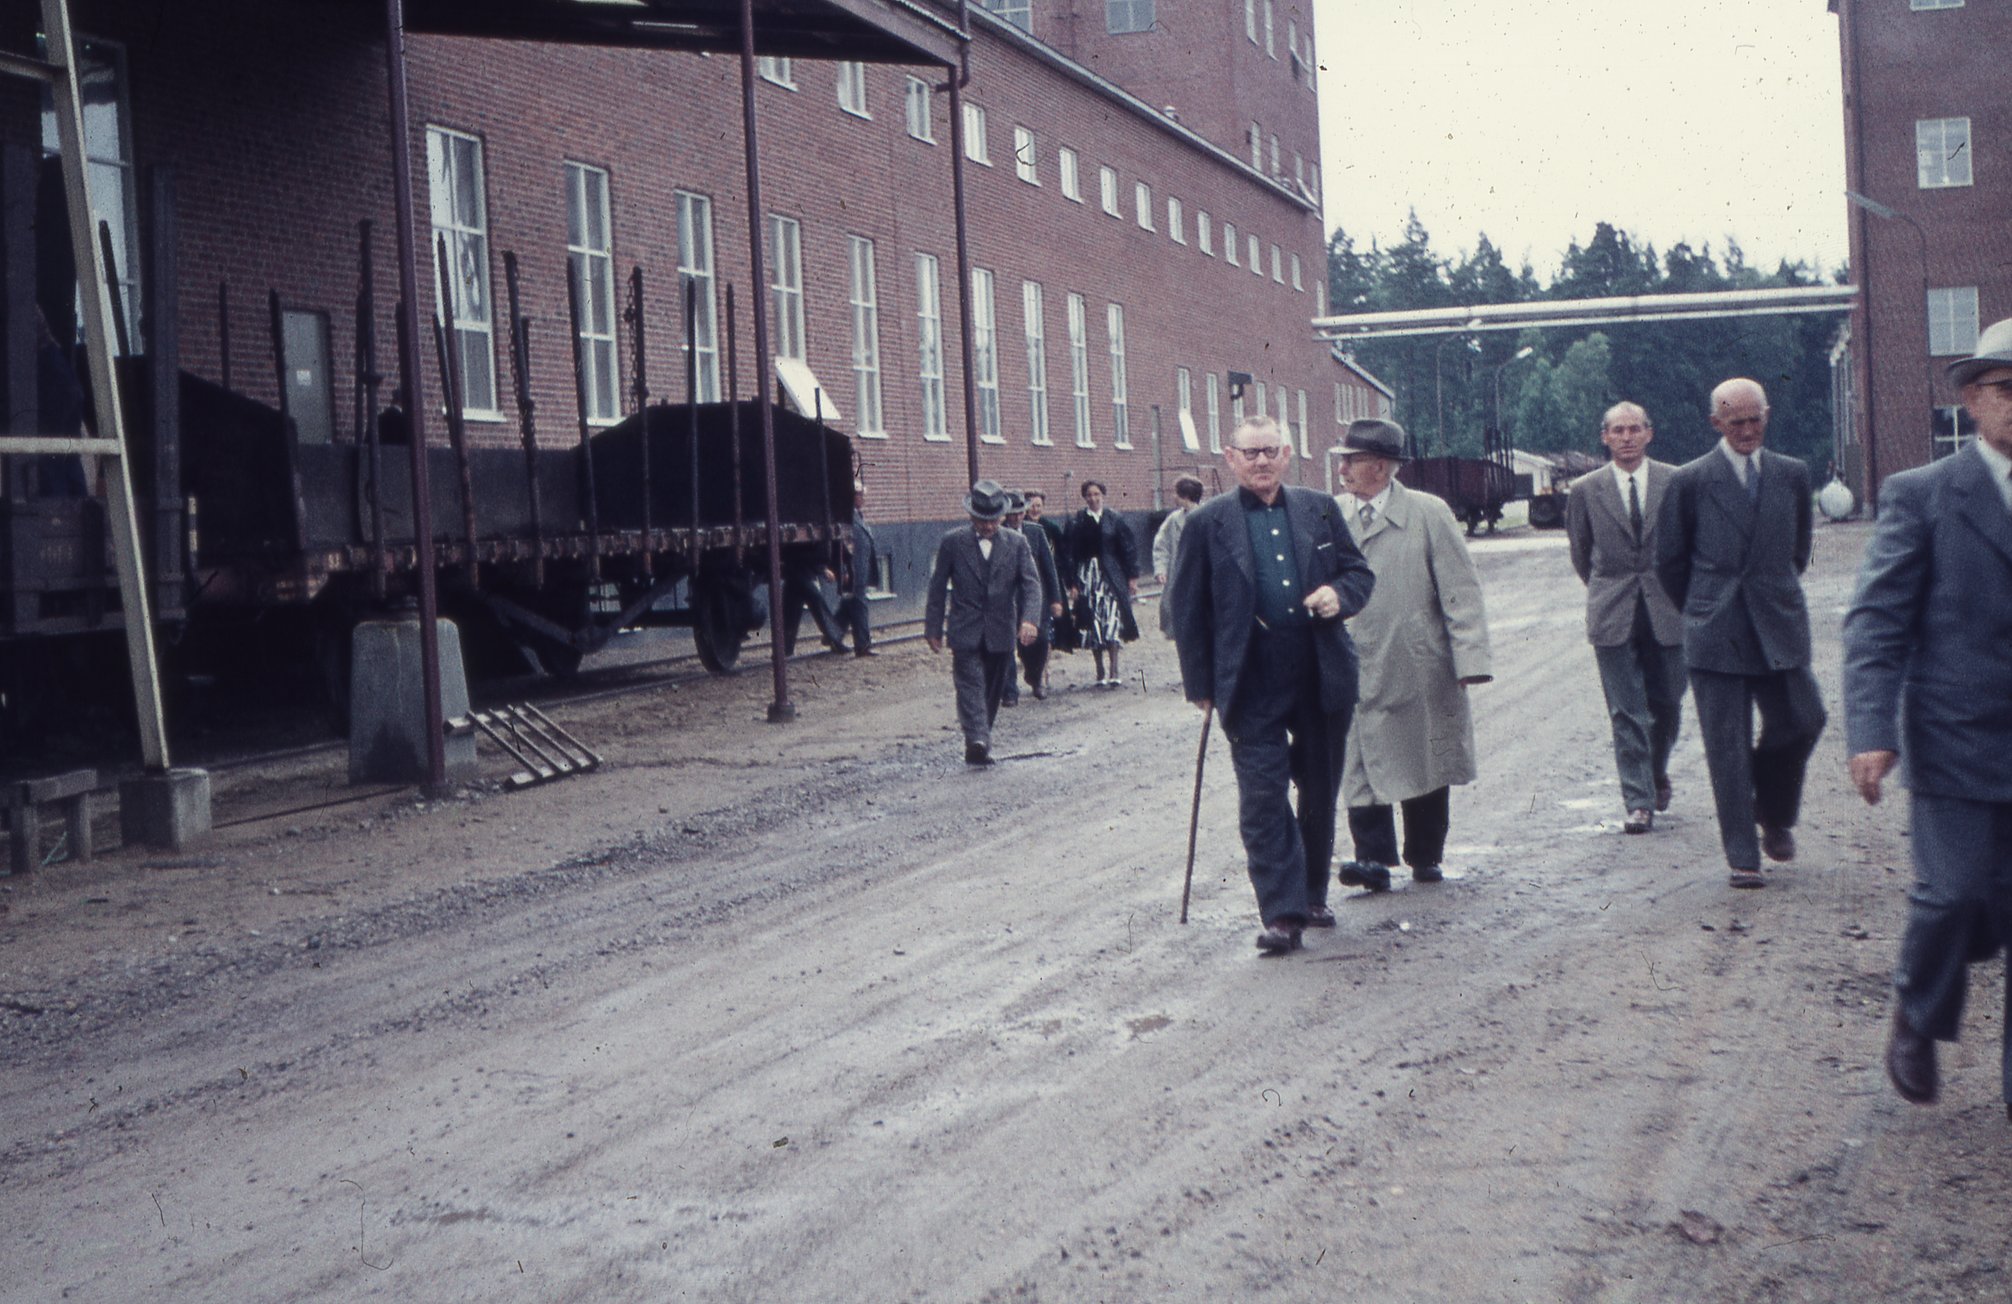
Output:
[0, 0, 169, 772]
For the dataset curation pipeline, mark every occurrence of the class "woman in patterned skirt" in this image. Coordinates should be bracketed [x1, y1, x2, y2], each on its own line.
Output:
[1063, 479, 1140, 687]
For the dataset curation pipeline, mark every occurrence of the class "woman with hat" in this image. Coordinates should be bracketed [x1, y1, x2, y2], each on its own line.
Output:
[1063, 479, 1141, 687]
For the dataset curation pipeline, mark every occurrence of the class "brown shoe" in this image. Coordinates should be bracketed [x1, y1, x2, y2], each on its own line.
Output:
[1654, 776, 1673, 812]
[1886, 1007, 1938, 1104]
[1761, 825, 1796, 863]
[1623, 810, 1653, 835]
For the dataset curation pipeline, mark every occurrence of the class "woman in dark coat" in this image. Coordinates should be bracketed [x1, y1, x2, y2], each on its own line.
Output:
[1062, 479, 1140, 686]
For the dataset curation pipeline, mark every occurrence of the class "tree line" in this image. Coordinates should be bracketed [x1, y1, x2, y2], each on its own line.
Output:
[1326, 214, 1844, 472]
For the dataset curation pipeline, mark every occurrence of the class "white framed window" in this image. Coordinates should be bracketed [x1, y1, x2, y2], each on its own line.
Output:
[1232, 378, 1246, 425]
[1293, 152, 1304, 187]
[1309, 163, 1320, 197]
[1263, 0, 1275, 56]
[425, 126, 498, 414]
[1917, 117, 1973, 188]
[1206, 371, 1222, 451]
[836, 62, 869, 118]
[983, 0, 1033, 30]
[1269, 135, 1280, 177]
[915, 253, 948, 441]
[972, 267, 1002, 443]
[1068, 292, 1092, 447]
[41, 36, 141, 347]
[564, 162, 619, 423]
[1248, 233, 1262, 275]
[674, 191, 721, 402]
[1933, 403, 1975, 458]
[1911, 0, 1963, 9]
[1023, 281, 1050, 446]
[1290, 252, 1303, 291]
[905, 76, 935, 142]
[1014, 126, 1039, 184]
[756, 56, 796, 88]
[1167, 197, 1185, 244]
[1254, 383, 1266, 418]
[1270, 243, 1283, 282]
[767, 214, 805, 361]
[1099, 165, 1119, 216]
[1335, 382, 1345, 424]
[1134, 181, 1154, 230]
[964, 103, 990, 164]
[1275, 385, 1289, 444]
[1928, 286, 1980, 357]
[1245, 0, 1258, 43]
[1224, 222, 1239, 266]
[1249, 122, 1263, 169]
[1287, 19, 1299, 73]
[847, 236, 885, 436]
[1317, 280, 1328, 316]
[1296, 389, 1309, 455]
[1198, 211, 1213, 255]
[1060, 146, 1082, 201]
[1108, 302, 1131, 449]
[1177, 367, 1197, 451]
[1108, 0, 1153, 33]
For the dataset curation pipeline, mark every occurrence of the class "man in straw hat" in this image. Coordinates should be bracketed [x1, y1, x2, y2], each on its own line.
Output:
[925, 480, 1043, 766]
[1845, 315, 2012, 1116]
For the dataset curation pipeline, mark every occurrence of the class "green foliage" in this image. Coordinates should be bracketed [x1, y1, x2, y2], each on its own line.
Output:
[1327, 215, 1841, 471]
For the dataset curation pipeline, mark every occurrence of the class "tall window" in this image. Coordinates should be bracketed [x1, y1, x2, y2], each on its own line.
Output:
[1206, 372, 1221, 451]
[1916, 117, 1973, 188]
[1248, 123, 1263, 169]
[1269, 135, 1281, 176]
[1245, 0, 1258, 42]
[972, 268, 1002, 443]
[1262, 0, 1275, 55]
[1014, 126, 1040, 183]
[1134, 181, 1154, 230]
[1248, 233, 1262, 275]
[1287, 19, 1303, 79]
[1198, 211, 1213, 255]
[982, 0, 1033, 30]
[1068, 292, 1092, 447]
[1099, 165, 1119, 216]
[756, 57, 796, 87]
[1232, 377, 1246, 426]
[1911, 0, 1963, 9]
[426, 126, 498, 413]
[1177, 367, 1197, 451]
[1024, 282, 1050, 446]
[40, 37, 140, 347]
[1224, 222, 1239, 266]
[836, 62, 869, 117]
[963, 103, 990, 164]
[674, 191, 720, 401]
[1928, 286, 1980, 357]
[1168, 197, 1185, 244]
[916, 253, 948, 440]
[1108, 0, 1154, 34]
[768, 214, 805, 360]
[1060, 146, 1082, 201]
[905, 76, 935, 142]
[1254, 384, 1266, 418]
[1290, 253, 1304, 291]
[1274, 384, 1289, 444]
[1108, 303, 1131, 449]
[564, 162, 618, 422]
[1296, 389, 1309, 455]
[847, 236, 885, 436]
[1270, 243, 1283, 283]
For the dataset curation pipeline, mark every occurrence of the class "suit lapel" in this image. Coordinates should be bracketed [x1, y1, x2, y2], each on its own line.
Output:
[1952, 444, 2012, 570]
[1703, 451, 1756, 544]
[1221, 500, 1256, 584]
[1593, 467, 1630, 538]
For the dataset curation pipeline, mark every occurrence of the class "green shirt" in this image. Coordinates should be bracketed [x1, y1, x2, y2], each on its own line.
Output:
[1240, 487, 1307, 629]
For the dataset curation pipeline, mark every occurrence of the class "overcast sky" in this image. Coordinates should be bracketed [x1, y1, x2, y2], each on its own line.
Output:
[1314, 0, 1850, 281]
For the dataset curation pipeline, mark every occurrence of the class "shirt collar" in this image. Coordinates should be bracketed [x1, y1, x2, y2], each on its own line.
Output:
[1610, 461, 1645, 492]
[1717, 438, 1757, 475]
[1237, 485, 1285, 511]
[1350, 483, 1394, 516]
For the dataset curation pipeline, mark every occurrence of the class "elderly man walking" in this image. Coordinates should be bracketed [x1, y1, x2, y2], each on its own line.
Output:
[1655, 378, 1825, 889]
[1567, 402, 1687, 834]
[925, 480, 1043, 766]
[1845, 318, 2012, 1114]
[1172, 415, 1374, 954]
[1333, 418, 1493, 890]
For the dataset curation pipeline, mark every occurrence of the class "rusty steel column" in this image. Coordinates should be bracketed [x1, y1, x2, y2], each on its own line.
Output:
[945, 50, 981, 490]
[382, 0, 447, 791]
[738, 0, 793, 722]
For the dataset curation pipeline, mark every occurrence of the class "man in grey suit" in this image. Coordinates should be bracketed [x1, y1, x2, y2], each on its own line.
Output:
[1655, 377, 1826, 889]
[925, 480, 1043, 766]
[1845, 317, 2012, 1114]
[1172, 416, 1375, 955]
[1567, 401, 1687, 835]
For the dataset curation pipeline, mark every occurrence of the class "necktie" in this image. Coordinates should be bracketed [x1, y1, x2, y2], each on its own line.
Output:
[1627, 475, 1643, 540]
[1359, 501, 1376, 531]
[1744, 457, 1759, 501]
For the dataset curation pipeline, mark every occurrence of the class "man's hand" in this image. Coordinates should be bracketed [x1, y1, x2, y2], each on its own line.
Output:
[1195, 699, 1212, 715]
[926, 636, 943, 654]
[1302, 584, 1344, 620]
[1018, 621, 1039, 647]
[1128, 578, 1139, 597]
[1851, 750, 1898, 805]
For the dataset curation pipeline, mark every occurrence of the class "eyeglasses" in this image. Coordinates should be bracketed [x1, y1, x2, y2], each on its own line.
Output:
[1229, 444, 1287, 463]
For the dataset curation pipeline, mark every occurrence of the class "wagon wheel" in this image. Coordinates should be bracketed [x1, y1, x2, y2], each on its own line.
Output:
[690, 579, 745, 674]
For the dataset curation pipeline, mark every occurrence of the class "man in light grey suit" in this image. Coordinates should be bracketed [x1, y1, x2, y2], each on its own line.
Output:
[1655, 377, 1825, 889]
[925, 480, 1043, 766]
[1567, 401, 1687, 835]
[1845, 317, 2012, 1115]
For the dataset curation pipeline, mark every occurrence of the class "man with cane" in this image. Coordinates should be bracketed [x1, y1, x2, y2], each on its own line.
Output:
[1172, 415, 1374, 954]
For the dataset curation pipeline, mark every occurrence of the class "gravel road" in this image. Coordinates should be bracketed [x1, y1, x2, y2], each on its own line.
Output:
[4, 520, 2009, 1303]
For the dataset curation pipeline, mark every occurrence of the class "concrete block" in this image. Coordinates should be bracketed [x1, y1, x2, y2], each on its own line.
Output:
[120, 767, 213, 852]
[347, 616, 478, 786]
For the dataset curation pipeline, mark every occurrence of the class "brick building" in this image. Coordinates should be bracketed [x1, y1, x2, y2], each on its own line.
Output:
[1833, 0, 2012, 507]
[8, 0, 1380, 618]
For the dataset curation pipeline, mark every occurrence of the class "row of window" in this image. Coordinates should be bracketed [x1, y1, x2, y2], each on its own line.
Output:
[1243, 0, 1318, 90]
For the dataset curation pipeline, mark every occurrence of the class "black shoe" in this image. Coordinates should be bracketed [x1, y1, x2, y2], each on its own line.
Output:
[1886, 1007, 1938, 1105]
[1761, 824, 1797, 863]
[1031, 684, 1047, 700]
[1255, 923, 1303, 955]
[1001, 693, 1019, 708]
[1338, 861, 1392, 893]
[855, 648, 879, 658]
[1410, 863, 1444, 884]
[1305, 905, 1337, 928]
[964, 741, 993, 766]
[1654, 776, 1673, 812]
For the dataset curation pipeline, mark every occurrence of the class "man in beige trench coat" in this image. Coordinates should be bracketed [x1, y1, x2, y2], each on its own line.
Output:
[1334, 418, 1493, 890]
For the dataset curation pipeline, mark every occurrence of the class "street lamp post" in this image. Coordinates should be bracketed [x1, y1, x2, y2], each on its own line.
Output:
[1492, 345, 1536, 461]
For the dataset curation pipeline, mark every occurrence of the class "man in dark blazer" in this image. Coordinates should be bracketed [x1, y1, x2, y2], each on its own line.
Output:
[1005, 490, 1064, 703]
[925, 480, 1043, 766]
[1172, 415, 1375, 955]
[834, 480, 878, 657]
[1567, 401, 1687, 835]
[1844, 317, 2012, 1114]
[1655, 377, 1826, 889]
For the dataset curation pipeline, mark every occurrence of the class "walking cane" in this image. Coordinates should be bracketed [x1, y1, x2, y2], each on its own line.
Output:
[1179, 706, 1213, 924]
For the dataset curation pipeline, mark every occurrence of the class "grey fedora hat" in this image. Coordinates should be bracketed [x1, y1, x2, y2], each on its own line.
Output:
[1341, 417, 1408, 461]
[1948, 316, 2012, 388]
[1002, 489, 1028, 514]
[963, 478, 1010, 520]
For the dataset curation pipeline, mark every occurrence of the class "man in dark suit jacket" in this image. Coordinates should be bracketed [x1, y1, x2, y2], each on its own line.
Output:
[834, 481, 878, 657]
[1004, 490, 1064, 703]
[925, 480, 1043, 766]
[1655, 377, 1826, 889]
[1173, 415, 1375, 955]
[1845, 317, 2012, 1114]
[1567, 401, 1687, 835]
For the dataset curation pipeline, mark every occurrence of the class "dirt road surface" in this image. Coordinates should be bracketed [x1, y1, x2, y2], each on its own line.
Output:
[5, 521, 2009, 1302]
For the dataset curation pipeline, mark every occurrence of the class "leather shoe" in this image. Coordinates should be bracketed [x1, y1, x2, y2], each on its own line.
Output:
[1623, 810, 1653, 835]
[1255, 923, 1303, 955]
[1655, 776, 1673, 812]
[1885, 1007, 1938, 1105]
[1001, 693, 1019, 707]
[964, 741, 993, 766]
[1305, 905, 1337, 929]
[1411, 863, 1444, 884]
[1031, 683, 1047, 699]
[1338, 861, 1392, 893]
[854, 648, 879, 658]
[1761, 824, 1796, 863]
[1727, 866, 1765, 889]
